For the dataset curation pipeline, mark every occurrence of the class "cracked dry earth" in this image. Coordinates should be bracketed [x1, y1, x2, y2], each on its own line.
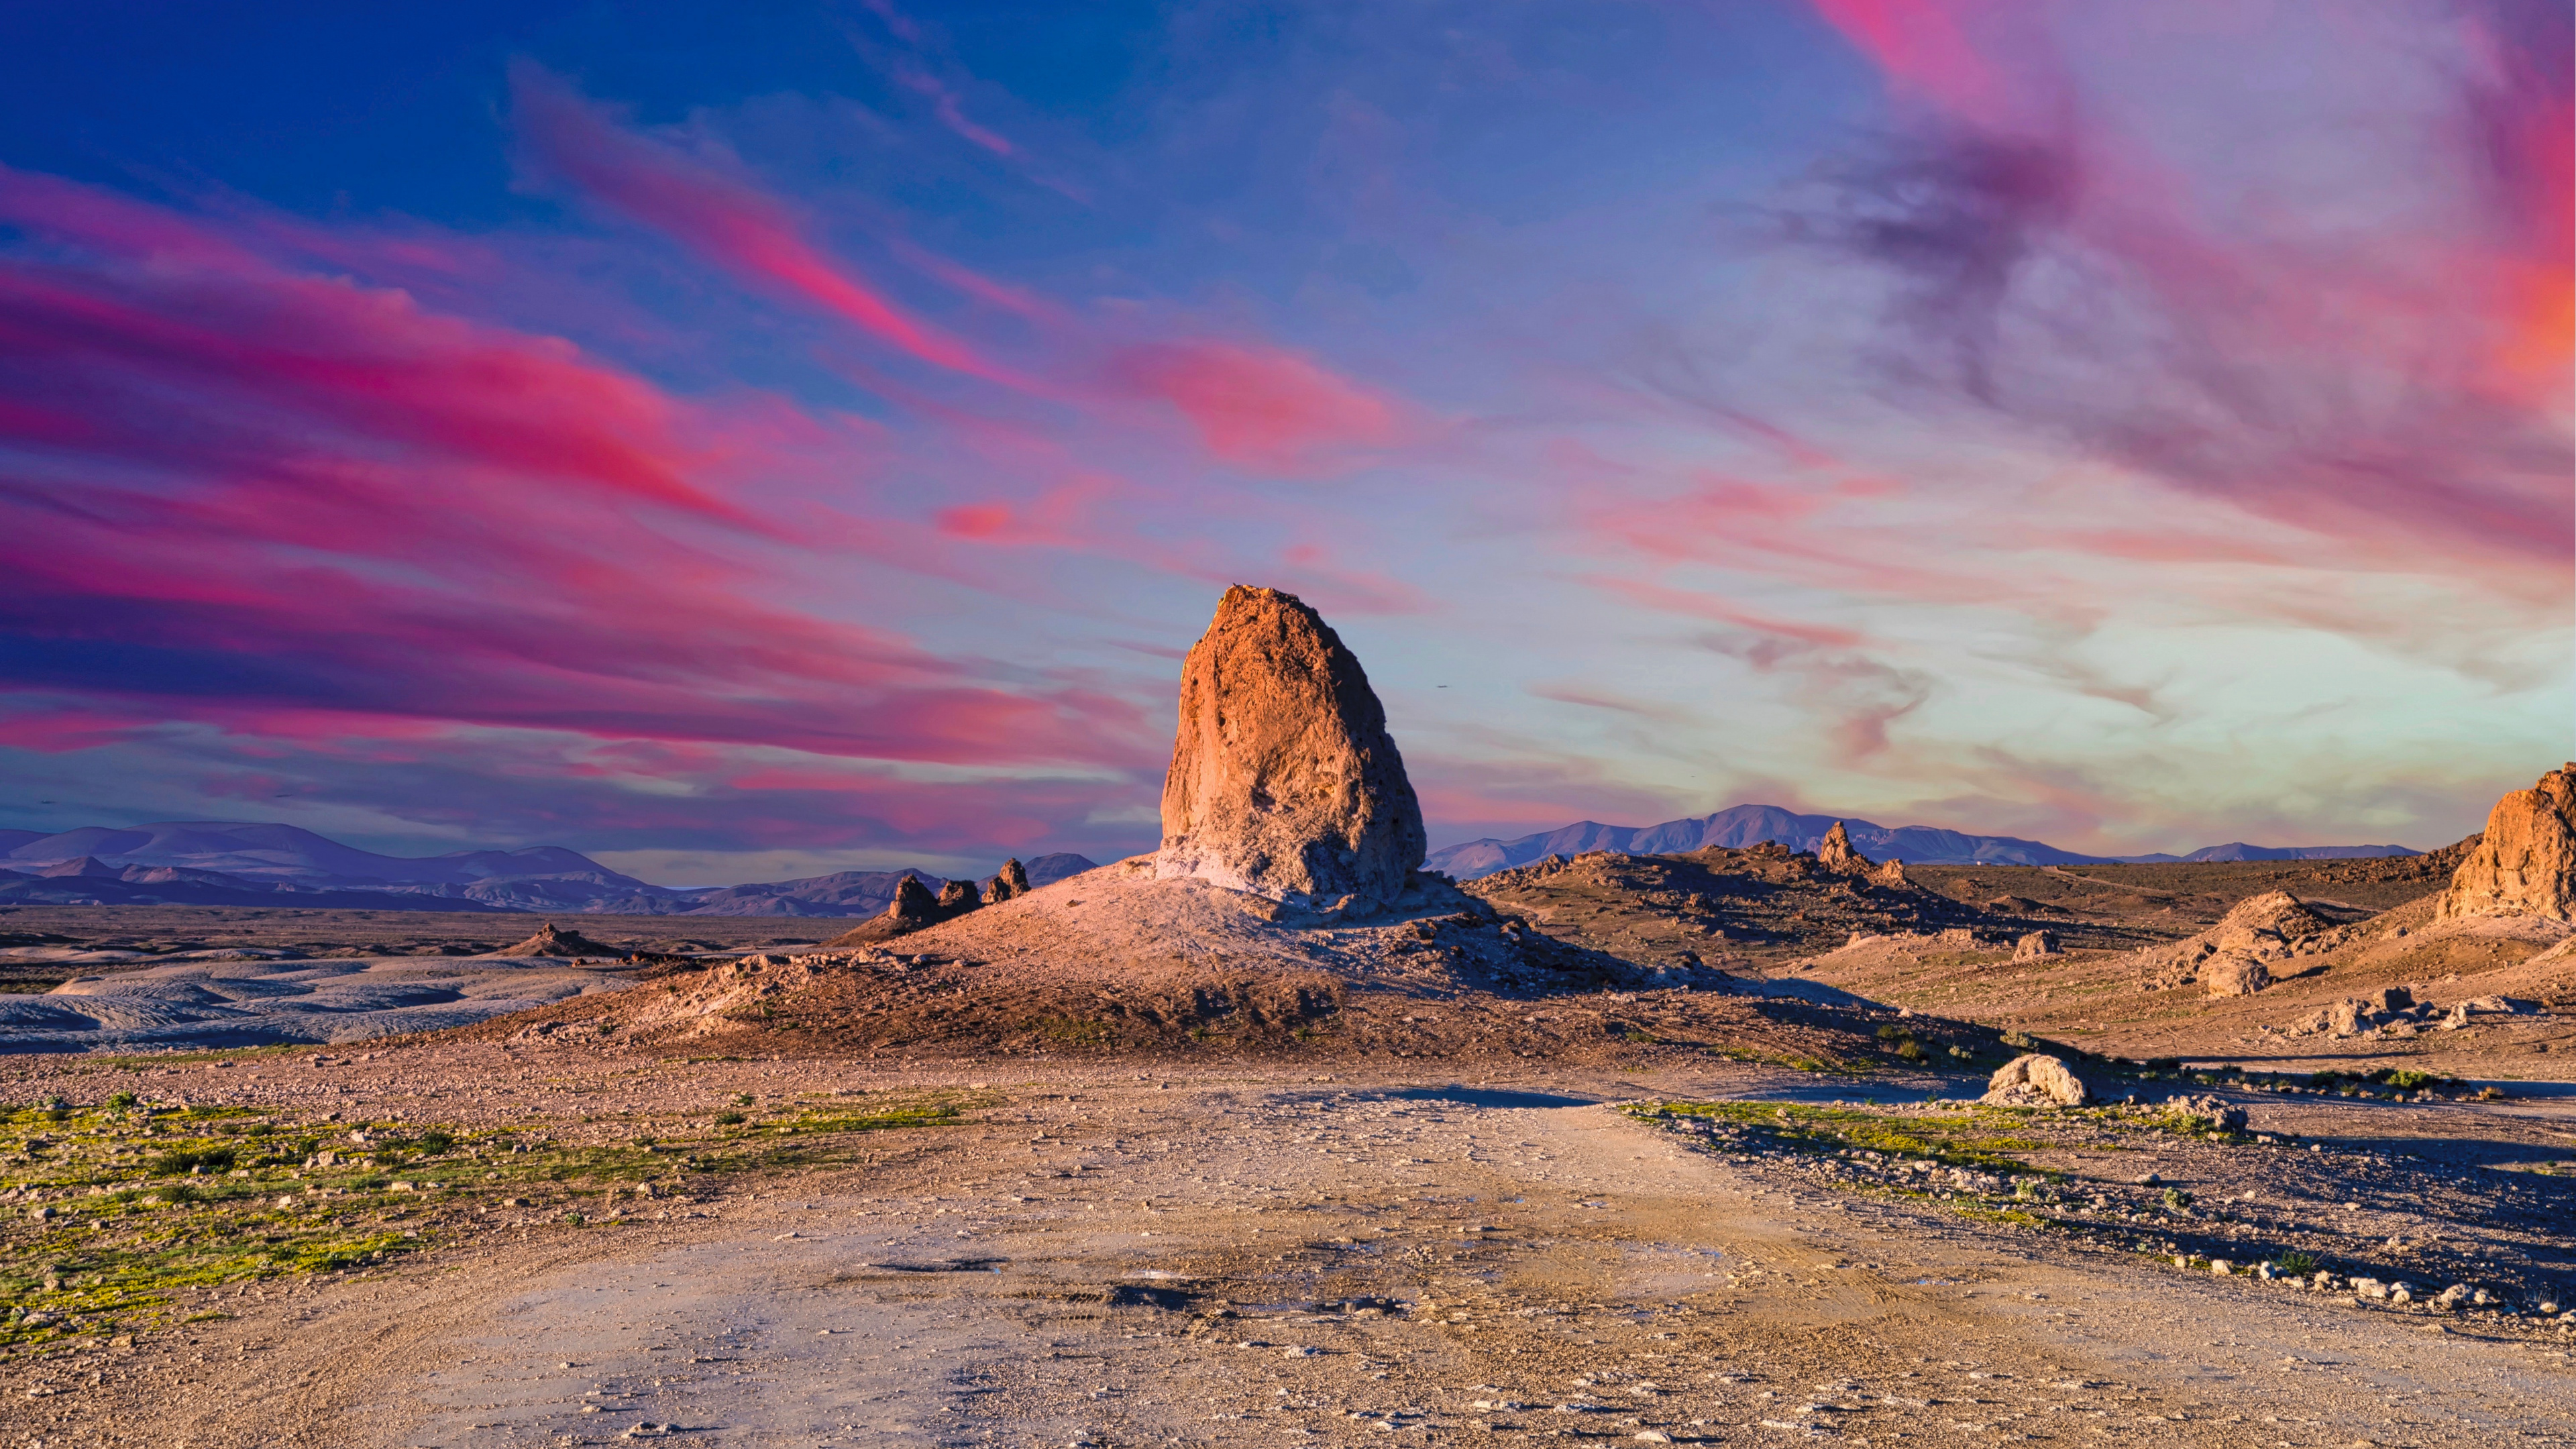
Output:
[14, 1065, 2576, 1448]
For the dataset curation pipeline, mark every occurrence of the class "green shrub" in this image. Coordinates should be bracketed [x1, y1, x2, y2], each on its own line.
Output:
[150, 1147, 235, 1177]
[713, 1111, 745, 1127]
[2276, 1251, 2318, 1276]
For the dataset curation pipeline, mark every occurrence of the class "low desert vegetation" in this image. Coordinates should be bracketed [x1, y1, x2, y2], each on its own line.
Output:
[0, 1083, 983, 1352]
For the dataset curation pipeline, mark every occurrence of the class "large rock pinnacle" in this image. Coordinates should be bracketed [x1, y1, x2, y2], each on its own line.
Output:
[1155, 585, 1427, 910]
[2442, 763, 2576, 923]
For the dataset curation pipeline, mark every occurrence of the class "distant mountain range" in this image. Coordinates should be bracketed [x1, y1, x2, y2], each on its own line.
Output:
[1423, 804, 2418, 880]
[0, 822, 1097, 916]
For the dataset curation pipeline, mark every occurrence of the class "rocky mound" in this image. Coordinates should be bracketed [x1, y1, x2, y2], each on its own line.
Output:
[2441, 763, 2576, 924]
[1153, 585, 1426, 912]
[2129, 890, 2353, 995]
[480, 921, 625, 959]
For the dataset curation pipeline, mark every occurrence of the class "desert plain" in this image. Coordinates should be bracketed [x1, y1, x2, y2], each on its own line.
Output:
[0, 590, 2570, 1448]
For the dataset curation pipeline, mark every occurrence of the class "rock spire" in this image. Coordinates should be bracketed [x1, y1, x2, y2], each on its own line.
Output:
[1816, 822, 1871, 873]
[2442, 763, 2576, 923]
[983, 857, 1030, 906]
[1155, 585, 1427, 910]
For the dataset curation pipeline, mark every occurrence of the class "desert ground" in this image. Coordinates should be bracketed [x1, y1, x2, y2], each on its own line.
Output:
[0, 840, 2571, 1448]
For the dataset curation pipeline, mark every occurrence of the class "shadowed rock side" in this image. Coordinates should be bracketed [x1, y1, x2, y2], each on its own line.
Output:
[1155, 586, 1427, 912]
[2441, 763, 2576, 923]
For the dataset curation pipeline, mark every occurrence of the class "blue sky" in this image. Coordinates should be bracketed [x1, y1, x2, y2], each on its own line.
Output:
[1, 0, 2566, 884]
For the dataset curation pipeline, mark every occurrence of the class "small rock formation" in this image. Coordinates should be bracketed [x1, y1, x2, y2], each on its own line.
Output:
[2440, 763, 2576, 923]
[823, 874, 943, 945]
[935, 879, 977, 915]
[983, 857, 1030, 906]
[2201, 953, 2269, 996]
[484, 921, 623, 959]
[2012, 930, 2060, 960]
[2136, 889, 2341, 991]
[1815, 822, 1871, 873]
[1983, 1053, 2088, 1108]
[1871, 858, 1911, 888]
[888, 873, 939, 925]
[1155, 585, 1427, 911]
[2166, 1094, 2247, 1133]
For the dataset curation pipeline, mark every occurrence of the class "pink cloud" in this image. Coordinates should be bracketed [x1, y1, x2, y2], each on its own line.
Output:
[509, 64, 1020, 388]
[898, 70, 1018, 158]
[0, 167, 1160, 782]
[1111, 340, 1408, 473]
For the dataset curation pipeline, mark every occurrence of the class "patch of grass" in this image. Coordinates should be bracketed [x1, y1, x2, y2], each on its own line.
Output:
[1630, 1101, 2057, 1177]
[1703, 1045, 1858, 1075]
[0, 1087, 981, 1352]
[2275, 1250, 2318, 1277]
[1034, 1016, 1112, 1048]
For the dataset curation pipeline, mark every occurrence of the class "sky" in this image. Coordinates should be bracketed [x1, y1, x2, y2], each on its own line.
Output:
[0, 0, 2567, 885]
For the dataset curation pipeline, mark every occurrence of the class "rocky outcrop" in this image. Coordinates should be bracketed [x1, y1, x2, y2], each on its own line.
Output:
[2012, 930, 2059, 960]
[2135, 890, 2347, 991]
[482, 920, 625, 959]
[935, 879, 977, 914]
[1871, 858, 1911, 888]
[1816, 822, 1870, 873]
[2441, 764, 2576, 923]
[1155, 586, 1427, 912]
[1983, 1053, 2088, 1108]
[983, 857, 1030, 906]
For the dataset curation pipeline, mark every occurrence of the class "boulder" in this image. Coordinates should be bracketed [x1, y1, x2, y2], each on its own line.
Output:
[934, 879, 979, 916]
[2441, 764, 2576, 923]
[1816, 822, 1872, 873]
[983, 858, 1030, 906]
[1154, 585, 1427, 911]
[2202, 953, 2270, 996]
[1982, 1053, 2089, 1108]
[2013, 930, 2061, 960]
[1872, 858, 1911, 888]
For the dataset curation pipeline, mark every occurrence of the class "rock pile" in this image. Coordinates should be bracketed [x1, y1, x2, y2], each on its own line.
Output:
[1154, 586, 1428, 912]
[2441, 763, 2576, 924]
[2133, 890, 2350, 994]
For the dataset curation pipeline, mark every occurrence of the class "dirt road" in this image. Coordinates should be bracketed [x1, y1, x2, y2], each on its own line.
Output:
[29, 1066, 2561, 1448]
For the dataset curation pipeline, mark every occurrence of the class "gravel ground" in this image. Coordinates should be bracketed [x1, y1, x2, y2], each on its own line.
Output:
[0, 1045, 2569, 1447]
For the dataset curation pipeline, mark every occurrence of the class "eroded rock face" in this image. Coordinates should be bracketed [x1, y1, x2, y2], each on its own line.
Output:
[1983, 1053, 2088, 1108]
[1155, 585, 1426, 910]
[2013, 930, 2060, 960]
[2442, 764, 2576, 923]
